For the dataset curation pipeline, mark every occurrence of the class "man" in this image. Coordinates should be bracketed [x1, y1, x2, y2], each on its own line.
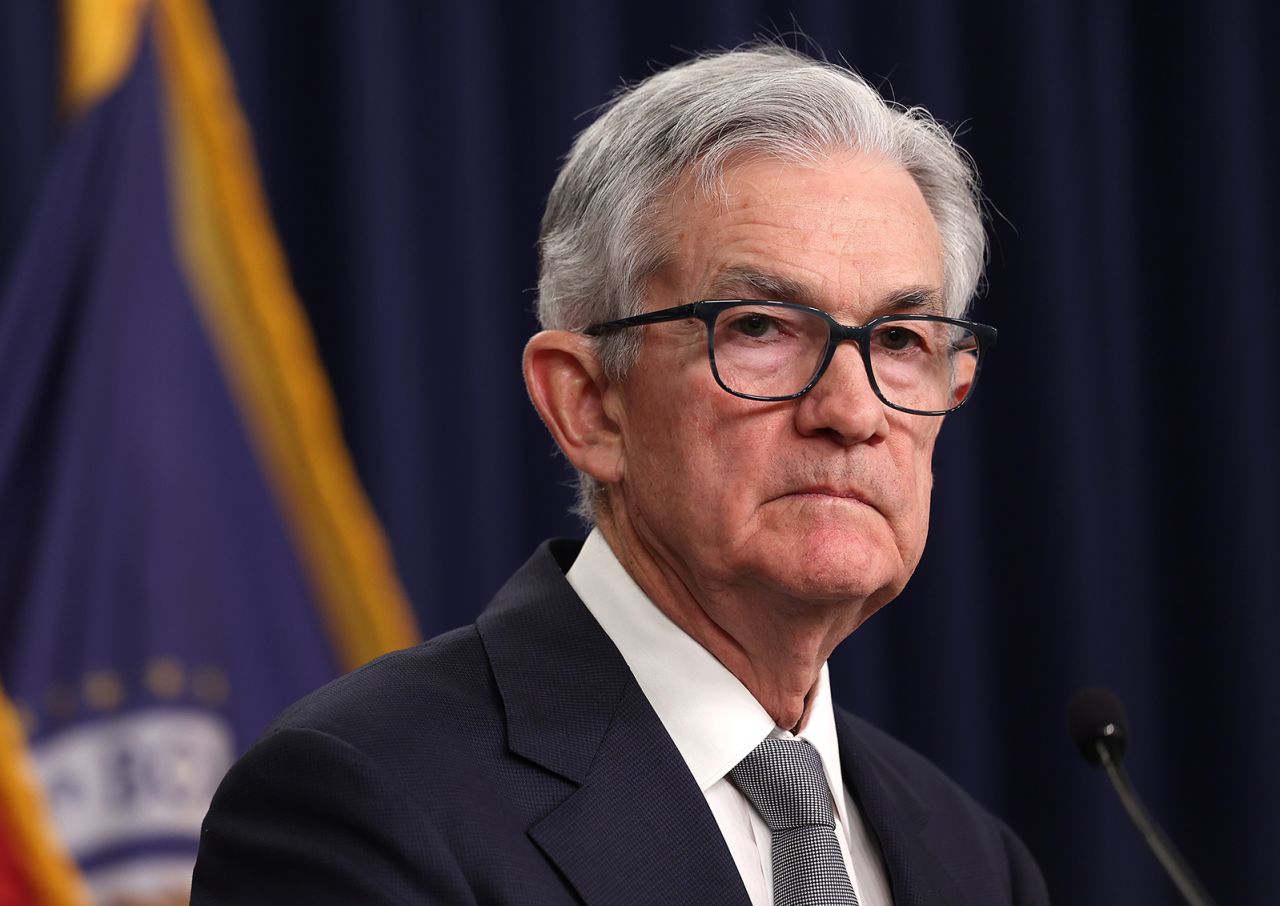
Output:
[193, 46, 1048, 905]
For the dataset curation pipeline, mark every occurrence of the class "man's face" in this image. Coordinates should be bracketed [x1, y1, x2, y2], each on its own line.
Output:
[607, 150, 947, 616]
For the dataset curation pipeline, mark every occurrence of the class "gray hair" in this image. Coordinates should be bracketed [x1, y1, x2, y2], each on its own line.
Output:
[535, 45, 986, 522]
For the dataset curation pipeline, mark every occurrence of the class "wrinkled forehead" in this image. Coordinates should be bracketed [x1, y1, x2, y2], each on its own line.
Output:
[634, 149, 836, 278]
[645, 151, 944, 313]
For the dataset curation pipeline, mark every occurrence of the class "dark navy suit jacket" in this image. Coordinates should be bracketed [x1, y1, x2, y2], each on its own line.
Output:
[192, 540, 1049, 905]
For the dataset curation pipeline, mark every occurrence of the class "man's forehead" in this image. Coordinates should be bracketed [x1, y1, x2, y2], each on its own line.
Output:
[650, 152, 945, 315]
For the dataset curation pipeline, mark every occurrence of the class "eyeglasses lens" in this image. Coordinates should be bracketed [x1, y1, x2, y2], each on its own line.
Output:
[710, 305, 979, 413]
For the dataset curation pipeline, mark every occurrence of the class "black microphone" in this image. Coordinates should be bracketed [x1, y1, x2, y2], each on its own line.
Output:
[1066, 687, 1219, 906]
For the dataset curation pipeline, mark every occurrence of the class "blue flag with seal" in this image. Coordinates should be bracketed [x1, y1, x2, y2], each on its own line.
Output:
[0, 1, 419, 902]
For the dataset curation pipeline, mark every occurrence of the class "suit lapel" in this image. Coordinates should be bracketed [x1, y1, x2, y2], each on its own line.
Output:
[835, 710, 970, 906]
[477, 541, 750, 906]
[529, 681, 751, 905]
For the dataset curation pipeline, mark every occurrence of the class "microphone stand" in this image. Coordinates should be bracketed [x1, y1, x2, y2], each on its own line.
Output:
[1093, 740, 1220, 906]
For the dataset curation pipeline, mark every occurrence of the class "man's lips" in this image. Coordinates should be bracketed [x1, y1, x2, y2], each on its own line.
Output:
[778, 486, 876, 508]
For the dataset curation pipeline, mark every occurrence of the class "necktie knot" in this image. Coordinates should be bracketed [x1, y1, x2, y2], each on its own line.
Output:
[729, 737, 836, 832]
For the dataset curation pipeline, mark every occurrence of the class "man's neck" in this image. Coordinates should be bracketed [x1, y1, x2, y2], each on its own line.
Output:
[594, 512, 866, 731]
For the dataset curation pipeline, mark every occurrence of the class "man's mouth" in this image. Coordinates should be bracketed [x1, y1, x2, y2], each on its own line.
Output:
[782, 486, 875, 508]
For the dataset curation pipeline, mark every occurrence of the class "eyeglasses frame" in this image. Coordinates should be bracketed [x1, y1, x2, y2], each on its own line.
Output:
[583, 299, 997, 416]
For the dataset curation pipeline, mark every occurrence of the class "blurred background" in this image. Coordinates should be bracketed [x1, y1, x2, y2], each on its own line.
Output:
[1, 1, 1276, 904]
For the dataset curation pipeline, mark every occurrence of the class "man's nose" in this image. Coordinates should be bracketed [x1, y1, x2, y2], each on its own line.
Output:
[792, 342, 889, 445]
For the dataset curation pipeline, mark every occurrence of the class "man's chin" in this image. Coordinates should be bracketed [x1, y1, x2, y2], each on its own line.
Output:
[788, 562, 898, 604]
[729, 503, 908, 599]
[774, 503, 895, 556]
[759, 533, 902, 605]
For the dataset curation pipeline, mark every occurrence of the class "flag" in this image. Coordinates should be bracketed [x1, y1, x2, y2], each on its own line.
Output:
[0, 1, 419, 901]
[0, 686, 86, 904]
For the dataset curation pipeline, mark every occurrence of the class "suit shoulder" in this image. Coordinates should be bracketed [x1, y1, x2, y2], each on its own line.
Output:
[836, 707, 1049, 903]
[266, 624, 501, 752]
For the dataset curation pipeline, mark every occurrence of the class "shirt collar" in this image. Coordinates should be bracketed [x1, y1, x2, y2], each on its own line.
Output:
[567, 528, 849, 819]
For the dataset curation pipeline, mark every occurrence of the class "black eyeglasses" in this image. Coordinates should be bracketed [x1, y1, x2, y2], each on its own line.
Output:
[585, 300, 996, 416]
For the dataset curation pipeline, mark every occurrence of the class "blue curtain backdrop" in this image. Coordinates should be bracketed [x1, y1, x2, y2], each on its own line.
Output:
[2, 2, 1275, 904]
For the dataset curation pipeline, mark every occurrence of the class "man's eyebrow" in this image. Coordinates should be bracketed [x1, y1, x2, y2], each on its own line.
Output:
[705, 266, 812, 303]
[878, 287, 944, 314]
[707, 267, 945, 315]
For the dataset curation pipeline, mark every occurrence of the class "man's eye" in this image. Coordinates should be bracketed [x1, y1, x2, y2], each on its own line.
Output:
[730, 314, 780, 339]
[875, 326, 922, 351]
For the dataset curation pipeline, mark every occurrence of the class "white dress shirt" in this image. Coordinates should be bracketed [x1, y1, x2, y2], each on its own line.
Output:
[567, 529, 894, 906]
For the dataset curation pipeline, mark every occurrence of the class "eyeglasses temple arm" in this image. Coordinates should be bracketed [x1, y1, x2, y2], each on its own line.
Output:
[583, 303, 702, 336]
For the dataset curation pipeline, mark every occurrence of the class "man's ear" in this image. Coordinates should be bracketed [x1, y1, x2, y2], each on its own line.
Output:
[951, 352, 978, 409]
[523, 331, 625, 484]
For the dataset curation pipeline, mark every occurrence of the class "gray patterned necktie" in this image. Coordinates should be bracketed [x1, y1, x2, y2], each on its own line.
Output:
[729, 737, 860, 906]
